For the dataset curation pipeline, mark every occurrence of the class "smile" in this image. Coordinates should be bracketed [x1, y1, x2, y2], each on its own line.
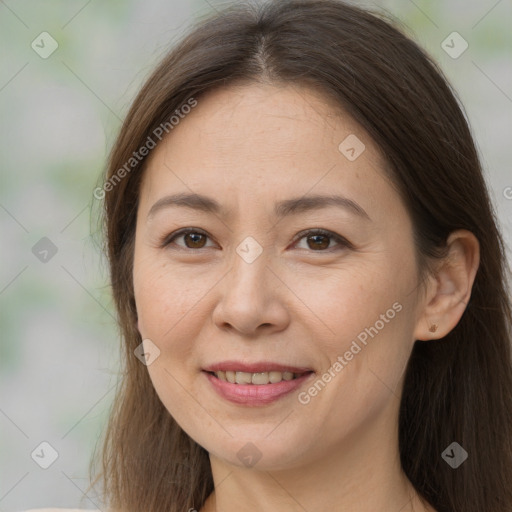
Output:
[209, 370, 306, 385]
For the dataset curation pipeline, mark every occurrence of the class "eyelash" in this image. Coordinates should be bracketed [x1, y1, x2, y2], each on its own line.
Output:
[159, 227, 353, 252]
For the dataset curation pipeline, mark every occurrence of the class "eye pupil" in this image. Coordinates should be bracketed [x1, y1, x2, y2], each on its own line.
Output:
[185, 232, 206, 248]
[308, 234, 329, 250]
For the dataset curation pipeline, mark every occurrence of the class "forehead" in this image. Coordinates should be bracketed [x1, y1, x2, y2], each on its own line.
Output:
[151, 83, 370, 158]
[138, 83, 401, 223]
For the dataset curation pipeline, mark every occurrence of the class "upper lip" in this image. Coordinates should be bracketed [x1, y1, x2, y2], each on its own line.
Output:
[203, 360, 313, 374]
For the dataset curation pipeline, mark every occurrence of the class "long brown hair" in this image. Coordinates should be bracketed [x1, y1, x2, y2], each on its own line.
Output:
[88, 1, 512, 511]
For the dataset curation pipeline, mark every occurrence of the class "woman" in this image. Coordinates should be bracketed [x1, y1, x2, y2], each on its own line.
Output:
[29, 0, 512, 511]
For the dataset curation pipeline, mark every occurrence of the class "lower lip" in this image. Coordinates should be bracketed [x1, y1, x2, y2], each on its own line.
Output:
[203, 371, 314, 406]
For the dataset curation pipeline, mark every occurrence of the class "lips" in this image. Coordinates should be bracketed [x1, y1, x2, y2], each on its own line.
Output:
[202, 360, 315, 405]
[204, 371, 314, 405]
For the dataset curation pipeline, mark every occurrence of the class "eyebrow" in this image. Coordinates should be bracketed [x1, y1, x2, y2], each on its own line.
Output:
[147, 192, 371, 221]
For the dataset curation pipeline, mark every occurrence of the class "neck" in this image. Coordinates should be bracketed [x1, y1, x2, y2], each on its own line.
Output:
[200, 399, 434, 512]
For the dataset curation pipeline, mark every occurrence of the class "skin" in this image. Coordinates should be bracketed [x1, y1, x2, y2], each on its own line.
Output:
[133, 83, 479, 512]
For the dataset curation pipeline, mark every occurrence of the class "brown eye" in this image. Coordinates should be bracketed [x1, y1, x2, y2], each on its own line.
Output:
[294, 229, 352, 252]
[183, 232, 207, 248]
[306, 233, 330, 250]
[162, 229, 214, 250]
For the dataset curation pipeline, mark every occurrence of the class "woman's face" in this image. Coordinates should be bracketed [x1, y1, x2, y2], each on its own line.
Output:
[133, 83, 426, 470]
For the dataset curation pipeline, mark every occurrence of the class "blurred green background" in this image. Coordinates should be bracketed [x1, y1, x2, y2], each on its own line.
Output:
[0, 0, 511, 509]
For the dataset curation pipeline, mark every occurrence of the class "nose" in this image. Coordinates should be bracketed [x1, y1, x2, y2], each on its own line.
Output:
[212, 248, 290, 337]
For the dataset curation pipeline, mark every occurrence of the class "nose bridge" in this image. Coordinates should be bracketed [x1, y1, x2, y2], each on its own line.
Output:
[227, 238, 270, 308]
[212, 238, 288, 334]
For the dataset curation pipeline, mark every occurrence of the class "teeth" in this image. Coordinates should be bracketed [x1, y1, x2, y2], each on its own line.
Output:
[235, 371, 252, 384]
[269, 371, 283, 383]
[213, 370, 301, 385]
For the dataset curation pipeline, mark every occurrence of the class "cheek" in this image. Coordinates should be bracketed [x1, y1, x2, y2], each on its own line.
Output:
[133, 257, 213, 354]
[295, 259, 411, 348]
[133, 259, 209, 414]
[300, 257, 418, 410]
[302, 272, 415, 431]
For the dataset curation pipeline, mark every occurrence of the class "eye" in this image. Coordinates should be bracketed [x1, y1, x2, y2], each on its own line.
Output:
[292, 228, 353, 252]
[160, 227, 352, 252]
[160, 228, 216, 250]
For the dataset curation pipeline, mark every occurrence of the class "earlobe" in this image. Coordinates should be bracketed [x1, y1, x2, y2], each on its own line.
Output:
[413, 229, 480, 341]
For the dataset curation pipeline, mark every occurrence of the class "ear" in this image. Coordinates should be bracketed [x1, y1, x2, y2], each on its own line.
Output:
[413, 229, 480, 341]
